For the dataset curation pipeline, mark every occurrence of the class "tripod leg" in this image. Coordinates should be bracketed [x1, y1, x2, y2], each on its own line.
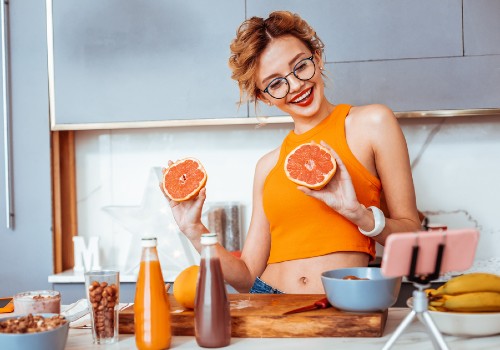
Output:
[382, 310, 417, 350]
[417, 313, 441, 350]
[420, 311, 450, 350]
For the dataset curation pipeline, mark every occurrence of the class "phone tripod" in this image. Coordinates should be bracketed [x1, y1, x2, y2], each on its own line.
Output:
[382, 243, 450, 350]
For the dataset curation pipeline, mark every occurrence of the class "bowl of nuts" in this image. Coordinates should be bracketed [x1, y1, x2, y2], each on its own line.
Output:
[0, 313, 68, 350]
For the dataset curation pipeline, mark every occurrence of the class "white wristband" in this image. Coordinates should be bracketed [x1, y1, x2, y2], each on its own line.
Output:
[358, 205, 385, 237]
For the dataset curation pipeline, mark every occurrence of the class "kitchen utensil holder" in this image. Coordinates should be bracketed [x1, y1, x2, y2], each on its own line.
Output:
[382, 242, 449, 350]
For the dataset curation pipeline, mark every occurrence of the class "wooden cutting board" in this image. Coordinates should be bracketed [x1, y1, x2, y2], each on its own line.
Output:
[119, 294, 387, 338]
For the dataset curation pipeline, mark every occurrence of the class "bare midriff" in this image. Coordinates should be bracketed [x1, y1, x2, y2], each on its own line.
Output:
[260, 252, 370, 293]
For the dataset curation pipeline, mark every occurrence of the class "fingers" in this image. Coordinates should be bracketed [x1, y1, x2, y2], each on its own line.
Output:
[297, 186, 316, 199]
[158, 182, 166, 196]
[320, 140, 349, 175]
[158, 182, 177, 206]
[196, 187, 207, 203]
[162, 160, 174, 175]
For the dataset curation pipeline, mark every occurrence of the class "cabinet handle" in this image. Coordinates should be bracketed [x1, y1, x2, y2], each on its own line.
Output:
[1, 0, 14, 229]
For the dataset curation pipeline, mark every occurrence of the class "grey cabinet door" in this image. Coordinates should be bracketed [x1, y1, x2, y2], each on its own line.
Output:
[49, 0, 246, 127]
[247, 0, 474, 117]
[0, 0, 53, 295]
[248, 0, 463, 63]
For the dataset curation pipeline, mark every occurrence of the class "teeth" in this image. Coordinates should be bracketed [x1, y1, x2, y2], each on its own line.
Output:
[293, 89, 311, 103]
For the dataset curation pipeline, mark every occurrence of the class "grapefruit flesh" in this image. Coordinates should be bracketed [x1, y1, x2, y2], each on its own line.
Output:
[284, 142, 337, 190]
[163, 158, 207, 201]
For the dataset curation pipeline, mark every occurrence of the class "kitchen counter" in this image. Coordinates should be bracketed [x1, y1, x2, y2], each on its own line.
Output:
[65, 308, 500, 350]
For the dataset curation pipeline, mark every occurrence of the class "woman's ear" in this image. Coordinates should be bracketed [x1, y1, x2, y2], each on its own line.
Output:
[256, 91, 272, 106]
[314, 50, 325, 71]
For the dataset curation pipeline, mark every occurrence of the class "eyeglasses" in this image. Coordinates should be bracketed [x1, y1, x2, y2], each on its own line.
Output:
[261, 55, 316, 99]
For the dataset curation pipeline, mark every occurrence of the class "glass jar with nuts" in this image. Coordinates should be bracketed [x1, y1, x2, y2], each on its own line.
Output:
[84, 270, 120, 345]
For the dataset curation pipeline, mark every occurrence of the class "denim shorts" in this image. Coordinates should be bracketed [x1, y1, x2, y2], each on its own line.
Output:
[249, 277, 284, 294]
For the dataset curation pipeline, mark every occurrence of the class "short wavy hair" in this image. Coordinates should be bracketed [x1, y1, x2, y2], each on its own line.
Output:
[228, 11, 325, 107]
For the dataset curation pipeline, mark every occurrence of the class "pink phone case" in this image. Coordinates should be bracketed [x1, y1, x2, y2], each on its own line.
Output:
[381, 229, 479, 277]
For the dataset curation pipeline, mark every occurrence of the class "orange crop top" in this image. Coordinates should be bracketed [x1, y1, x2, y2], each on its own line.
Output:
[263, 104, 381, 264]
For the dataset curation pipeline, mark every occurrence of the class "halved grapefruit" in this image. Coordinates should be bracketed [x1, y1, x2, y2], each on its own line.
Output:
[284, 142, 337, 190]
[162, 158, 207, 201]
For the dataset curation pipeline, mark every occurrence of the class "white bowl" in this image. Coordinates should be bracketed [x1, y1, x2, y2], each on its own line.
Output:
[407, 297, 500, 336]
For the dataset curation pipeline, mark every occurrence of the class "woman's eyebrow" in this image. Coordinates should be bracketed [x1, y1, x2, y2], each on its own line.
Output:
[261, 52, 306, 86]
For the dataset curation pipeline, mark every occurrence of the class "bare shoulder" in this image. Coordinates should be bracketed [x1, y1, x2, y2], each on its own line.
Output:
[255, 147, 281, 180]
[346, 104, 405, 154]
[348, 104, 397, 127]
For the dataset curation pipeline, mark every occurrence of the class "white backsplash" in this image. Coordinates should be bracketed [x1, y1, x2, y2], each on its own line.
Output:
[75, 115, 500, 279]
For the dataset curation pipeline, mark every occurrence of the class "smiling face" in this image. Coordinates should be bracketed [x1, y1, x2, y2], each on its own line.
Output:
[256, 35, 330, 122]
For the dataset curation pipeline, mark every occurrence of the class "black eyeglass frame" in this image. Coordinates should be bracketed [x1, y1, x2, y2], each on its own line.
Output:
[261, 55, 316, 100]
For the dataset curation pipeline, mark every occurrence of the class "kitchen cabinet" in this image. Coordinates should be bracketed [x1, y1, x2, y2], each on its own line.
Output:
[47, 0, 246, 129]
[249, 0, 500, 117]
[248, 0, 463, 63]
[464, 0, 500, 55]
[0, 0, 53, 296]
[46, 0, 500, 127]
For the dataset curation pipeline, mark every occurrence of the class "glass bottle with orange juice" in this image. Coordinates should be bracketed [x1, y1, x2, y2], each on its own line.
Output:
[134, 237, 171, 349]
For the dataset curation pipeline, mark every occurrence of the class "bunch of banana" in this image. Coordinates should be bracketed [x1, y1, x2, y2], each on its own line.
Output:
[425, 272, 500, 312]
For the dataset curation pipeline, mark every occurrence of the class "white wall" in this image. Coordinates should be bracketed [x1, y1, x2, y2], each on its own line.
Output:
[75, 115, 500, 279]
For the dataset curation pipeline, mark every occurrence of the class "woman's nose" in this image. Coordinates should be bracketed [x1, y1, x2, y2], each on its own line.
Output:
[287, 75, 304, 95]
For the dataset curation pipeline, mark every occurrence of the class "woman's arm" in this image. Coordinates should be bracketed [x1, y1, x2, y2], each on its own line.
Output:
[355, 104, 422, 244]
[162, 151, 277, 292]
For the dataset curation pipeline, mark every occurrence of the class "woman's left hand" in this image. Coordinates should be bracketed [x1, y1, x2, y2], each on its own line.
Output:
[297, 140, 362, 220]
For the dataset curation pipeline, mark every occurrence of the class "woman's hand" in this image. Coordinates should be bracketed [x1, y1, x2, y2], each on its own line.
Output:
[297, 141, 363, 220]
[159, 162, 208, 240]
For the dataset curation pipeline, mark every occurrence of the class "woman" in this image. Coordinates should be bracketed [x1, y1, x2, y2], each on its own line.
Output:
[162, 11, 421, 294]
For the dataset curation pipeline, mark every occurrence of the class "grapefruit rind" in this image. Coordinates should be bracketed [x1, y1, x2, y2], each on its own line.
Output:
[284, 143, 337, 190]
[162, 157, 208, 201]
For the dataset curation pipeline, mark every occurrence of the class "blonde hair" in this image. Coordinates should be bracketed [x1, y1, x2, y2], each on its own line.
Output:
[228, 11, 324, 107]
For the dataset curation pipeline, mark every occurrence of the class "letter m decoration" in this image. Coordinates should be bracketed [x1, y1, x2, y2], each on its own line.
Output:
[73, 236, 101, 272]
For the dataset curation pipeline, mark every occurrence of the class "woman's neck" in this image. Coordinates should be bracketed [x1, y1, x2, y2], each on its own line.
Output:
[292, 100, 335, 135]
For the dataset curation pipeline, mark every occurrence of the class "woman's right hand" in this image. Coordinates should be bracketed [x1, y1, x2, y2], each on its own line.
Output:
[159, 163, 208, 240]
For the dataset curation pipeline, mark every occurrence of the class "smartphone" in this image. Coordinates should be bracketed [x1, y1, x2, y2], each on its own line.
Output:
[0, 297, 14, 313]
[381, 228, 479, 277]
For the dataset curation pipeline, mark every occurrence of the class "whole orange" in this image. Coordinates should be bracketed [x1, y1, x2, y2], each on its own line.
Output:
[173, 265, 200, 309]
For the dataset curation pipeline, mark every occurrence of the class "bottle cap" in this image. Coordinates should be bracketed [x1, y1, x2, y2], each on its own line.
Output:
[200, 233, 218, 245]
[141, 237, 158, 247]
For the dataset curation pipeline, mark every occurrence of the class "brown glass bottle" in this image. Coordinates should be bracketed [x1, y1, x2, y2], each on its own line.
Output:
[194, 233, 231, 348]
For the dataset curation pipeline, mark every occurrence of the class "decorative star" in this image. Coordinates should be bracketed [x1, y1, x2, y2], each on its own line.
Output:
[102, 167, 199, 281]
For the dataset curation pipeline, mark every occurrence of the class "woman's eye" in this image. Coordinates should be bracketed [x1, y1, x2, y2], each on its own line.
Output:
[295, 61, 307, 72]
[269, 79, 285, 90]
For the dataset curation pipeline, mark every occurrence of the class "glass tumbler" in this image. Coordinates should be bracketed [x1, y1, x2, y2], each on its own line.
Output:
[84, 270, 120, 344]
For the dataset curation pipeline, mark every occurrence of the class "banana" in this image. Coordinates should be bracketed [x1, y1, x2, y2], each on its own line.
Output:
[435, 284, 445, 295]
[436, 273, 500, 296]
[443, 292, 500, 312]
[428, 305, 447, 312]
[425, 288, 437, 297]
[428, 294, 451, 307]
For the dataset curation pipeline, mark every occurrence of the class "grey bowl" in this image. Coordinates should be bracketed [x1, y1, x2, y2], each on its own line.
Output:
[321, 267, 401, 312]
[0, 313, 69, 350]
